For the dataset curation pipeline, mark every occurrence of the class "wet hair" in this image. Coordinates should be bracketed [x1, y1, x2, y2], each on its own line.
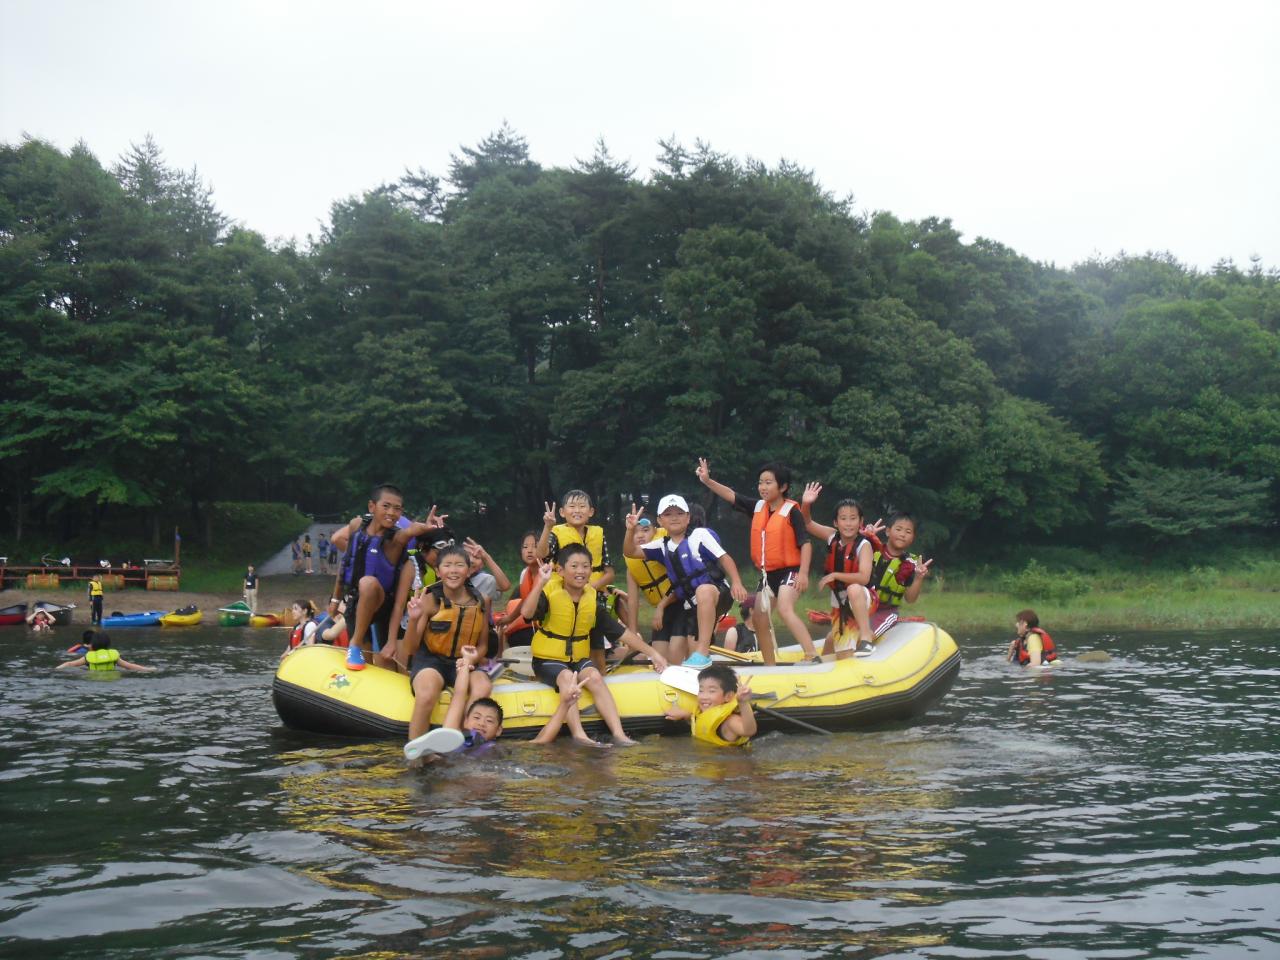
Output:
[697, 663, 739, 695]
[560, 489, 592, 508]
[687, 502, 707, 531]
[469, 696, 504, 725]
[370, 482, 403, 502]
[294, 599, 317, 618]
[90, 631, 114, 651]
[757, 462, 791, 495]
[558, 543, 593, 566]
[436, 544, 470, 567]
[1016, 609, 1039, 629]
[834, 499, 865, 523]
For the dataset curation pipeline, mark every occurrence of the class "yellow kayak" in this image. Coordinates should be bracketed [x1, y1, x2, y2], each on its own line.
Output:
[250, 613, 281, 628]
[159, 608, 203, 627]
[272, 620, 960, 740]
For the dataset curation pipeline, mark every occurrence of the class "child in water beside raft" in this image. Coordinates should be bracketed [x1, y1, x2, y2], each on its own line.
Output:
[664, 663, 757, 747]
[520, 544, 669, 746]
[404, 651, 598, 762]
[58, 631, 154, 673]
[1008, 608, 1059, 667]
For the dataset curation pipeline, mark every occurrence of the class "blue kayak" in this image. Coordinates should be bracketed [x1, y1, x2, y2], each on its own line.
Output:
[101, 610, 167, 628]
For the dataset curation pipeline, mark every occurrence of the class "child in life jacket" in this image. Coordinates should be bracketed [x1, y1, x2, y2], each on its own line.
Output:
[282, 599, 349, 659]
[1008, 608, 1058, 667]
[623, 497, 748, 668]
[696, 457, 819, 665]
[496, 531, 541, 648]
[800, 482, 885, 658]
[328, 484, 445, 671]
[27, 608, 54, 631]
[400, 545, 498, 746]
[384, 526, 454, 671]
[519, 544, 668, 746]
[537, 489, 616, 671]
[57, 631, 154, 673]
[866, 513, 933, 643]
[620, 517, 675, 659]
[664, 663, 757, 747]
[404, 651, 596, 763]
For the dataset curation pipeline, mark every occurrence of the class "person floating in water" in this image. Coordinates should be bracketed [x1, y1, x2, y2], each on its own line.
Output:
[58, 631, 155, 673]
[664, 663, 757, 747]
[27, 608, 55, 632]
[1008, 609, 1058, 667]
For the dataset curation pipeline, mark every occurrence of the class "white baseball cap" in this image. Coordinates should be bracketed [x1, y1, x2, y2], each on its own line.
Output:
[657, 494, 689, 514]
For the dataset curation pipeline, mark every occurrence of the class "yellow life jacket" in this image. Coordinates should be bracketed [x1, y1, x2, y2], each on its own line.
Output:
[89, 581, 103, 597]
[551, 523, 606, 571]
[691, 698, 751, 747]
[624, 529, 671, 606]
[424, 583, 488, 659]
[531, 583, 598, 662]
[86, 648, 120, 671]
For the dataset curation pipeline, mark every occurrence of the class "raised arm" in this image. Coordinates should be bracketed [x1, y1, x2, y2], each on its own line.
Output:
[800, 482, 836, 541]
[696, 457, 737, 505]
[443, 658, 475, 731]
[621, 503, 645, 559]
[466, 539, 511, 592]
[903, 557, 933, 604]
[519, 562, 555, 622]
[535, 501, 556, 560]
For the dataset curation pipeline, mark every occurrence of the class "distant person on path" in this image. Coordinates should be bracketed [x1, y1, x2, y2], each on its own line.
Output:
[1008, 609, 1058, 667]
[291, 538, 303, 575]
[243, 565, 259, 614]
[327, 534, 339, 574]
[88, 575, 104, 625]
[303, 534, 314, 574]
[57, 631, 154, 673]
[318, 533, 330, 573]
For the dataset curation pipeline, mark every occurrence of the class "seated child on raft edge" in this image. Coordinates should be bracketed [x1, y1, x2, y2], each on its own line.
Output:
[664, 663, 757, 747]
[519, 543, 669, 747]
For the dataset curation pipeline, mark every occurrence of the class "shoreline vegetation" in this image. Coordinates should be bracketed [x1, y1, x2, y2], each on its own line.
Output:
[4, 504, 1276, 633]
[5, 568, 1275, 634]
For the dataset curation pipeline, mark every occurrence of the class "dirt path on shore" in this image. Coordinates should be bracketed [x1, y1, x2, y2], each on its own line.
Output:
[2, 574, 338, 625]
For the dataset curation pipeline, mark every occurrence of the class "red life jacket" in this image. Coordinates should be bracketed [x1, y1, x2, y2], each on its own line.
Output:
[824, 533, 871, 576]
[750, 499, 802, 571]
[1014, 627, 1058, 665]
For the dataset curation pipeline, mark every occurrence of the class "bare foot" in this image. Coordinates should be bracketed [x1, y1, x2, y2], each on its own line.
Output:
[612, 735, 638, 747]
[573, 735, 612, 749]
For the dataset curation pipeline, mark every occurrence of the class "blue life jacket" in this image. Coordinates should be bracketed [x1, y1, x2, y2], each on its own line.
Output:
[650, 532, 725, 604]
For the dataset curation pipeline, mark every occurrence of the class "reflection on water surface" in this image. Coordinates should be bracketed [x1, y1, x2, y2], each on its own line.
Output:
[1, 627, 1277, 957]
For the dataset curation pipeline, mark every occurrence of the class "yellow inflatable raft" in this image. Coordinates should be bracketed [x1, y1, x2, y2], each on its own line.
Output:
[272, 620, 960, 740]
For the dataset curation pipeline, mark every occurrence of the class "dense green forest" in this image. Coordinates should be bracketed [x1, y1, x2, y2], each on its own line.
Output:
[2, 128, 1277, 561]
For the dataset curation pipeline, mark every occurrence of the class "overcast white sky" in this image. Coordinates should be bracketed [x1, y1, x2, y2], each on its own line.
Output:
[3, 0, 1277, 270]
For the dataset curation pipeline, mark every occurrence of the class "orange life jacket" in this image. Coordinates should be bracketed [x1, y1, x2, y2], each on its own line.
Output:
[1014, 627, 1058, 665]
[425, 583, 489, 659]
[750, 499, 802, 571]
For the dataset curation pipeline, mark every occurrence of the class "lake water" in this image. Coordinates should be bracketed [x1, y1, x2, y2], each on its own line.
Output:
[1, 626, 1277, 958]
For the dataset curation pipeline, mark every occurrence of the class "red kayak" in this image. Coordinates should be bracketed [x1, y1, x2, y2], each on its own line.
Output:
[0, 603, 29, 627]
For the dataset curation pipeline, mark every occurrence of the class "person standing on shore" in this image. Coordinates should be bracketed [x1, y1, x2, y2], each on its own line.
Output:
[244, 565, 259, 614]
[88, 574, 104, 625]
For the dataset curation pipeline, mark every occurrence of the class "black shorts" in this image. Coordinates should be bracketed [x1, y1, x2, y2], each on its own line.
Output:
[759, 567, 800, 597]
[409, 650, 457, 687]
[665, 582, 733, 638]
[532, 657, 597, 687]
[505, 626, 533, 648]
[593, 610, 625, 650]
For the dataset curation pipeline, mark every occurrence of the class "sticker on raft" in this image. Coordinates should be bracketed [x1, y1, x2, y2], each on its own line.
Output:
[326, 672, 352, 691]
